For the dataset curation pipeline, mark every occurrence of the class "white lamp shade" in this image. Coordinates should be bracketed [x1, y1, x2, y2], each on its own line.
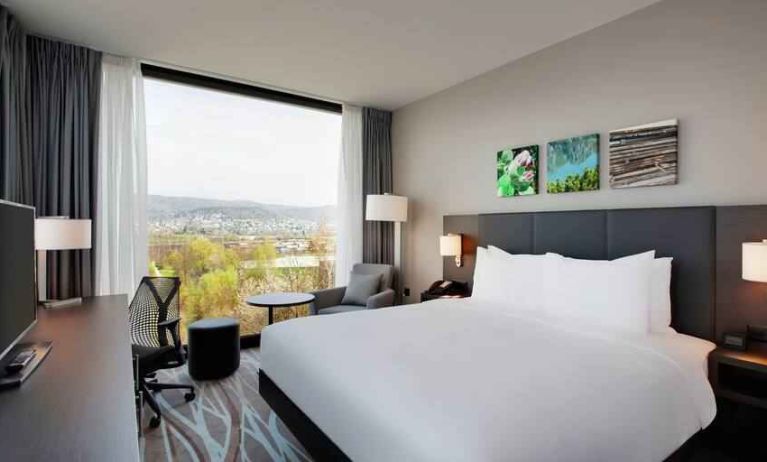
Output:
[743, 240, 767, 282]
[35, 218, 92, 250]
[440, 234, 462, 257]
[365, 194, 408, 222]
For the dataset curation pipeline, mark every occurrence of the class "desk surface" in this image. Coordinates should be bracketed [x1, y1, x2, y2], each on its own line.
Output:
[0, 295, 139, 461]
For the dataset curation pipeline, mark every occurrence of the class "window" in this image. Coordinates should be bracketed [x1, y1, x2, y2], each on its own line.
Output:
[143, 67, 342, 341]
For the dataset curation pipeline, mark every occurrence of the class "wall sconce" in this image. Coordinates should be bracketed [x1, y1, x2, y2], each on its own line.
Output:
[440, 234, 462, 267]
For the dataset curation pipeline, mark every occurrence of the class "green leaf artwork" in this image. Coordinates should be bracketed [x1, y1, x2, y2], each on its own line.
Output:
[496, 145, 539, 197]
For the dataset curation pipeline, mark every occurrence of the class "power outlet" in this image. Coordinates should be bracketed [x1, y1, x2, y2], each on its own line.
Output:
[404, 287, 410, 297]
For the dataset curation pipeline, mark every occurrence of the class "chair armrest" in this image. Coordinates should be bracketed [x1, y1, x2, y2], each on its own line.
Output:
[157, 317, 180, 329]
[367, 288, 395, 309]
[157, 317, 181, 350]
[310, 287, 346, 314]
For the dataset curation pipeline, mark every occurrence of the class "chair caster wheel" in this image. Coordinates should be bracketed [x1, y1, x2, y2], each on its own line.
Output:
[149, 416, 161, 428]
[184, 392, 196, 402]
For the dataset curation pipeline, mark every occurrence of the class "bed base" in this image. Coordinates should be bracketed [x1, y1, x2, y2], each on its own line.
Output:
[261, 368, 700, 461]
[665, 429, 704, 461]
[259, 369, 351, 461]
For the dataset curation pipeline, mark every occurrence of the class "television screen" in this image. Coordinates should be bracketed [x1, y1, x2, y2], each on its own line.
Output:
[0, 200, 37, 362]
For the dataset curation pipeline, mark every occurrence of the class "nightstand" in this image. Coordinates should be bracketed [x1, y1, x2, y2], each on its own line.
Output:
[705, 345, 767, 460]
[709, 344, 767, 409]
[420, 292, 469, 302]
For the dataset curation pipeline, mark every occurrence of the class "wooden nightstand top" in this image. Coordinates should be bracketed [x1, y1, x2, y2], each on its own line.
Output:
[711, 344, 767, 373]
[420, 292, 469, 302]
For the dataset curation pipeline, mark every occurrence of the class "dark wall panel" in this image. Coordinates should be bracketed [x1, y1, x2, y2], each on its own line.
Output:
[533, 211, 607, 259]
[607, 207, 715, 339]
[716, 206, 767, 339]
[443, 215, 479, 287]
[478, 213, 534, 253]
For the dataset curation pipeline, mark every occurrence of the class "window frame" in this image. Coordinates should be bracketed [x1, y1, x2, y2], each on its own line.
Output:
[141, 64, 342, 114]
[142, 64, 340, 348]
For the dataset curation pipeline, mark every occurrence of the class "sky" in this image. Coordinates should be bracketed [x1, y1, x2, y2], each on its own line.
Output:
[144, 78, 342, 207]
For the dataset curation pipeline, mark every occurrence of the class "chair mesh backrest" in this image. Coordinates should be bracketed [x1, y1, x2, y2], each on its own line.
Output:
[128, 277, 180, 348]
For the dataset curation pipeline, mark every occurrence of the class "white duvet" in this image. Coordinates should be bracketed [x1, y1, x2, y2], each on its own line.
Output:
[260, 298, 716, 462]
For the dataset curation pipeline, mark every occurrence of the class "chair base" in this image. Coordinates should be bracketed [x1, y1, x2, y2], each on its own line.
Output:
[140, 378, 195, 428]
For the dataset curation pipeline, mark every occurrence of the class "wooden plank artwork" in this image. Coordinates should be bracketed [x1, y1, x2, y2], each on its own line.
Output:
[609, 119, 678, 188]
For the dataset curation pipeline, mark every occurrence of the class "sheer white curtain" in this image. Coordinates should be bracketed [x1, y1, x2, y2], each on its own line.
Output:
[94, 54, 148, 296]
[334, 105, 363, 286]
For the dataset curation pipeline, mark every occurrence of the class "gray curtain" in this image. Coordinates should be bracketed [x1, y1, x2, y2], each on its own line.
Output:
[362, 107, 394, 264]
[0, 6, 31, 204]
[28, 36, 101, 299]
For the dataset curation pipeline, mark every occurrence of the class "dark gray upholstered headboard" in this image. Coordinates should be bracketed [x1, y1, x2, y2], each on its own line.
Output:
[444, 205, 767, 342]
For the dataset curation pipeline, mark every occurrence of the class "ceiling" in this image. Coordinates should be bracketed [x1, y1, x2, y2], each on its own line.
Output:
[4, 0, 660, 110]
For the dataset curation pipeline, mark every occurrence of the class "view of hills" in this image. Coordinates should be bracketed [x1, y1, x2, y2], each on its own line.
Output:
[149, 195, 335, 222]
[148, 195, 336, 236]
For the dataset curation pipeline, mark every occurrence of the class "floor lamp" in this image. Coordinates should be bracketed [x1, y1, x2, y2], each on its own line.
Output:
[365, 194, 408, 303]
[35, 217, 92, 308]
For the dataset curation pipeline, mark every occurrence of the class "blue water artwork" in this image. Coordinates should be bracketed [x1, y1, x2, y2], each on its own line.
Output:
[546, 134, 599, 193]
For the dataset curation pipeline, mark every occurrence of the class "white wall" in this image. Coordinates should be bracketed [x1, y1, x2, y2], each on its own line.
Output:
[392, 0, 767, 302]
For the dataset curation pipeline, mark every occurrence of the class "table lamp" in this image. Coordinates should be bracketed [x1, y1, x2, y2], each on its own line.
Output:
[36, 217, 92, 308]
[440, 234, 462, 267]
[365, 194, 408, 301]
[743, 240, 767, 341]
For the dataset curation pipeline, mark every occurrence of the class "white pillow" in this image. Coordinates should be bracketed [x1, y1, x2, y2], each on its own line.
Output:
[650, 257, 675, 333]
[471, 247, 507, 303]
[543, 251, 655, 334]
[486, 246, 547, 311]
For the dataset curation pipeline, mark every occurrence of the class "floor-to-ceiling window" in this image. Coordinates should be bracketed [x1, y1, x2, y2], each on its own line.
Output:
[143, 67, 341, 341]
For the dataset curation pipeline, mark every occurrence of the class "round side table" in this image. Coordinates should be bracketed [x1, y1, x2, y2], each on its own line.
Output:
[245, 292, 316, 325]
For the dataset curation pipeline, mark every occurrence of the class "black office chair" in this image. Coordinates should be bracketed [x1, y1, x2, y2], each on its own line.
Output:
[129, 276, 195, 428]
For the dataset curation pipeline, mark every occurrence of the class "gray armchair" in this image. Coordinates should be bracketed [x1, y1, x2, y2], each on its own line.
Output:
[310, 263, 395, 315]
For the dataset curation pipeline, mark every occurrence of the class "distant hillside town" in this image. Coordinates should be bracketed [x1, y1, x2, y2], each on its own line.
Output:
[148, 194, 336, 237]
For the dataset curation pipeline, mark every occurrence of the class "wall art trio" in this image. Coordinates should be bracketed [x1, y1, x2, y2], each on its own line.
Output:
[496, 119, 678, 197]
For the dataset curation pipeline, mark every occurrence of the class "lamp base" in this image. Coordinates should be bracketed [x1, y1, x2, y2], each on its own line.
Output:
[40, 298, 83, 309]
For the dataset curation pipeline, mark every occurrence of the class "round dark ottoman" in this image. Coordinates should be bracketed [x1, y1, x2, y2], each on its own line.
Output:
[187, 317, 240, 380]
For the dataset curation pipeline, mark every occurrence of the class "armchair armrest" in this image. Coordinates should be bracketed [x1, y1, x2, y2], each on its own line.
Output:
[310, 286, 346, 314]
[366, 288, 395, 309]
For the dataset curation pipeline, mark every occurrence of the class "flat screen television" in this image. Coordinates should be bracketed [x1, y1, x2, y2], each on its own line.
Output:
[0, 200, 37, 363]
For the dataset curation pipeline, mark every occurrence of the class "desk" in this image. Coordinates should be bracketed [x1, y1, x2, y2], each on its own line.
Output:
[0, 295, 139, 461]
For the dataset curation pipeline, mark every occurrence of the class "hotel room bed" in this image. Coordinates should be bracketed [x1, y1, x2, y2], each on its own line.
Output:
[260, 297, 716, 462]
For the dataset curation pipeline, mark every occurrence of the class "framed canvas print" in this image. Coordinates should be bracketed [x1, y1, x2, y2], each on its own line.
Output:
[609, 119, 678, 188]
[546, 134, 599, 193]
[497, 145, 538, 197]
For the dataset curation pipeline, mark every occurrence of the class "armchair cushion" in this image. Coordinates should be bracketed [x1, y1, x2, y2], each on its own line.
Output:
[341, 272, 381, 306]
[351, 263, 393, 291]
[318, 304, 368, 315]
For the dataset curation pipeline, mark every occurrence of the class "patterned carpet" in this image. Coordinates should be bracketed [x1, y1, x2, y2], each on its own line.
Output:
[140, 348, 311, 462]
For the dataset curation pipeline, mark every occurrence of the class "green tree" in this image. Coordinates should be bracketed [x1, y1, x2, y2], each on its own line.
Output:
[308, 224, 334, 289]
[165, 237, 237, 281]
[183, 268, 240, 323]
[546, 167, 599, 193]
